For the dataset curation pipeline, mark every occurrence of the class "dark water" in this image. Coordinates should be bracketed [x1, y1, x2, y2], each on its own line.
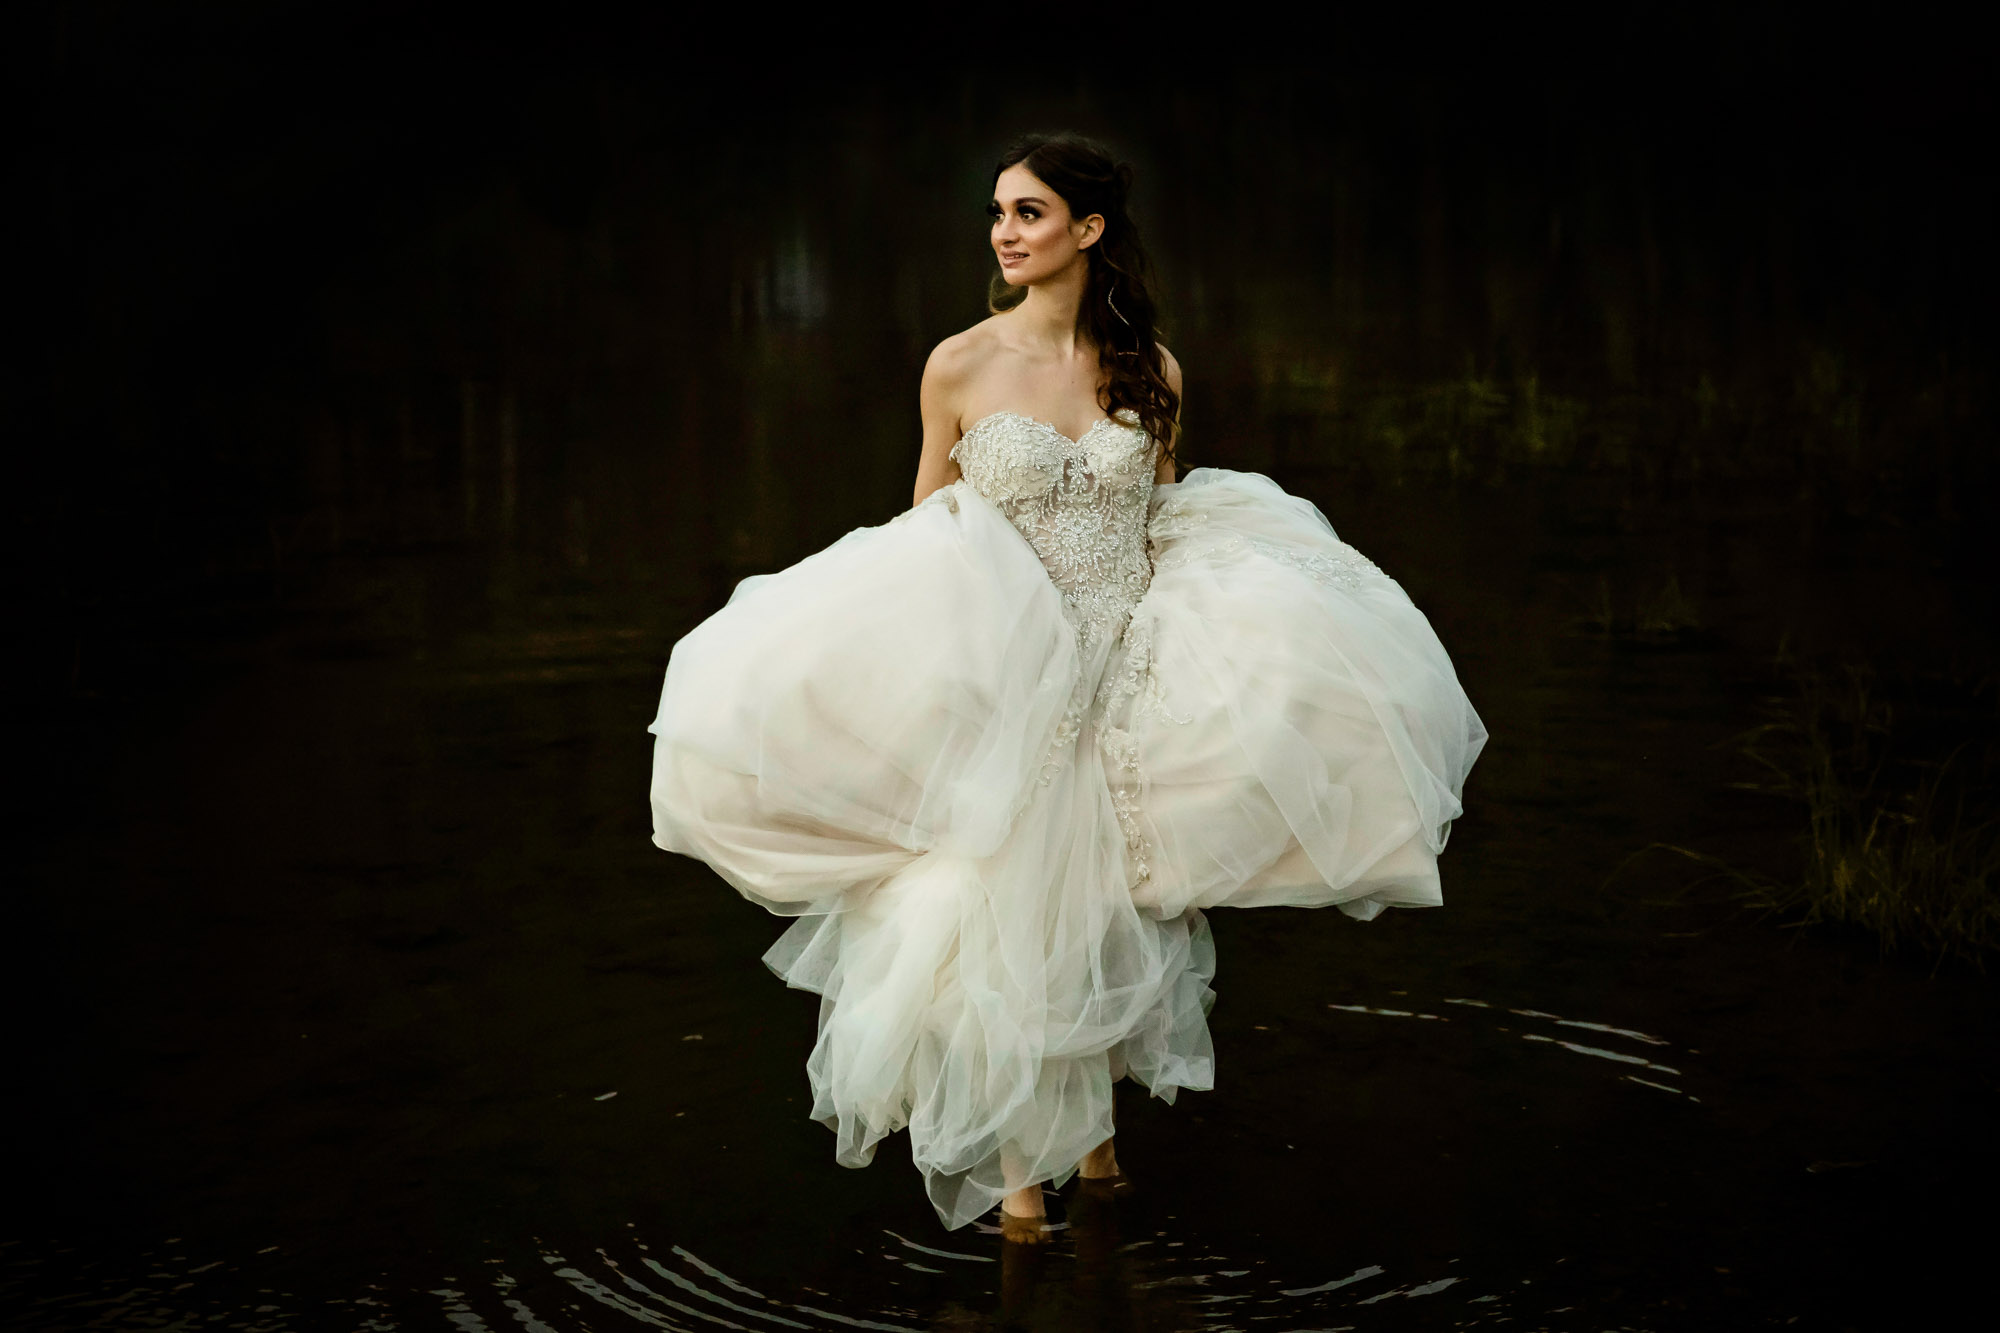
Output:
[10, 12, 1998, 1332]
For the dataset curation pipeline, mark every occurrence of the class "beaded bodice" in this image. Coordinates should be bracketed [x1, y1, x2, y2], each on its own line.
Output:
[952, 409, 1157, 646]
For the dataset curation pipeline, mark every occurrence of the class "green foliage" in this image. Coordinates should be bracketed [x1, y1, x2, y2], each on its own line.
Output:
[1352, 371, 1591, 478]
[1245, 341, 1991, 522]
[1574, 574, 1702, 640]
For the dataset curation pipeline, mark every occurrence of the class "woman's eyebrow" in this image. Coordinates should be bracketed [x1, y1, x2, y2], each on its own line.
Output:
[994, 196, 1048, 208]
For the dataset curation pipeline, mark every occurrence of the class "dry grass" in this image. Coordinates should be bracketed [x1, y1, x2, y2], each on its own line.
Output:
[1660, 665, 2000, 966]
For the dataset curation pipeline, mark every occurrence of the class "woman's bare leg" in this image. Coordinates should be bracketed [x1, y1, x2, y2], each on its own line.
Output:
[1079, 1059, 1122, 1179]
[999, 1148, 1047, 1221]
[1078, 1136, 1121, 1179]
[997, 1148, 1052, 1246]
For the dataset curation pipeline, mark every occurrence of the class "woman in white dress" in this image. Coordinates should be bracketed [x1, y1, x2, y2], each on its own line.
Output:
[648, 133, 1486, 1243]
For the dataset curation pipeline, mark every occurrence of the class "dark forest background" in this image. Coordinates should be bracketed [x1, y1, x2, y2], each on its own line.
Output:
[16, 4, 1993, 623]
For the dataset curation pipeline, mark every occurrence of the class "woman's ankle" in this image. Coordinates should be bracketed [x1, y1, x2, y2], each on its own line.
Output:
[1001, 1183, 1045, 1218]
[1078, 1137, 1120, 1179]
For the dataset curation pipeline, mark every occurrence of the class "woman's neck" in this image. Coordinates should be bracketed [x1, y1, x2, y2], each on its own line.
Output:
[1011, 260, 1090, 359]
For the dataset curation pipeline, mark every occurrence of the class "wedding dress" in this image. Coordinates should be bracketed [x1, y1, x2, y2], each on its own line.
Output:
[648, 409, 1485, 1228]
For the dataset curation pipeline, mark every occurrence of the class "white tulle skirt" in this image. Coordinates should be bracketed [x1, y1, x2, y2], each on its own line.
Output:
[648, 468, 1485, 1228]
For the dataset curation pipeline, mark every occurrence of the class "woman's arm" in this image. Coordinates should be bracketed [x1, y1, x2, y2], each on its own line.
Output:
[912, 337, 969, 507]
[1155, 344, 1185, 484]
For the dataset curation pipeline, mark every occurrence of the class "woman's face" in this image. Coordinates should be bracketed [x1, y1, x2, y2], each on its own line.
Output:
[989, 163, 1102, 287]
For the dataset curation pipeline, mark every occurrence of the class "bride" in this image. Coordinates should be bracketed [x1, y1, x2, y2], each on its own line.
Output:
[648, 133, 1485, 1243]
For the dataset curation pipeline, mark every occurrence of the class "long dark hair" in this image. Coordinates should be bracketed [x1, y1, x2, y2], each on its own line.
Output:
[989, 133, 1180, 457]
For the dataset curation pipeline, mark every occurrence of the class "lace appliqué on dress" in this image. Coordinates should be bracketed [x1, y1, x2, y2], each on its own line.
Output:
[1039, 701, 1084, 787]
[953, 411, 1157, 649]
[1089, 617, 1191, 885]
[955, 410, 1167, 885]
[1095, 615, 1191, 727]
[1097, 725, 1150, 882]
[1148, 499, 1384, 592]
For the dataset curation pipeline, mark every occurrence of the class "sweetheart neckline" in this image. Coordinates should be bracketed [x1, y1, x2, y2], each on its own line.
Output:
[959, 409, 1144, 450]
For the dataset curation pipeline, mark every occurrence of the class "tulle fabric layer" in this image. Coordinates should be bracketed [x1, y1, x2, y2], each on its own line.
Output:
[647, 469, 1483, 1229]
[649, 483, 1217, 1227]
[759, 769, 1218, 1229]
[649, 483, 1077, 914]
[1120, 468, 1488, 921]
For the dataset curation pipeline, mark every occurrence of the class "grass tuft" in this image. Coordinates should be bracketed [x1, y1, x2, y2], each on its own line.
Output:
[1654, 664, 2000, 966]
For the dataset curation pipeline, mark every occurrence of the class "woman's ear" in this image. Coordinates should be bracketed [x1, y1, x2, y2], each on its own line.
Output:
[1075, 213, 1105, 251]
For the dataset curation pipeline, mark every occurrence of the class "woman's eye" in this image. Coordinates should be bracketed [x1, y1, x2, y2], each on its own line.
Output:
[1020, 208, 1039, 221]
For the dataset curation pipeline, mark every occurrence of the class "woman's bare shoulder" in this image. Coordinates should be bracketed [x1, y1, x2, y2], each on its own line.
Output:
[924, 317, 1011, 384]
[921, 320, 1010, 436]
[1157, 342, 1184, 397]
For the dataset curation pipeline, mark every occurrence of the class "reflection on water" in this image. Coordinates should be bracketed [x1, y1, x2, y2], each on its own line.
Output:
[1334, 994, 1703, 1102]
[3, 993, 1724, 1331]
[0, 1220, 1567, 1331]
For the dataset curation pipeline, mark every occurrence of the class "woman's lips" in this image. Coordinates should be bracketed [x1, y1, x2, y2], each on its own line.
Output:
[1000, 252, 1028, 267]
